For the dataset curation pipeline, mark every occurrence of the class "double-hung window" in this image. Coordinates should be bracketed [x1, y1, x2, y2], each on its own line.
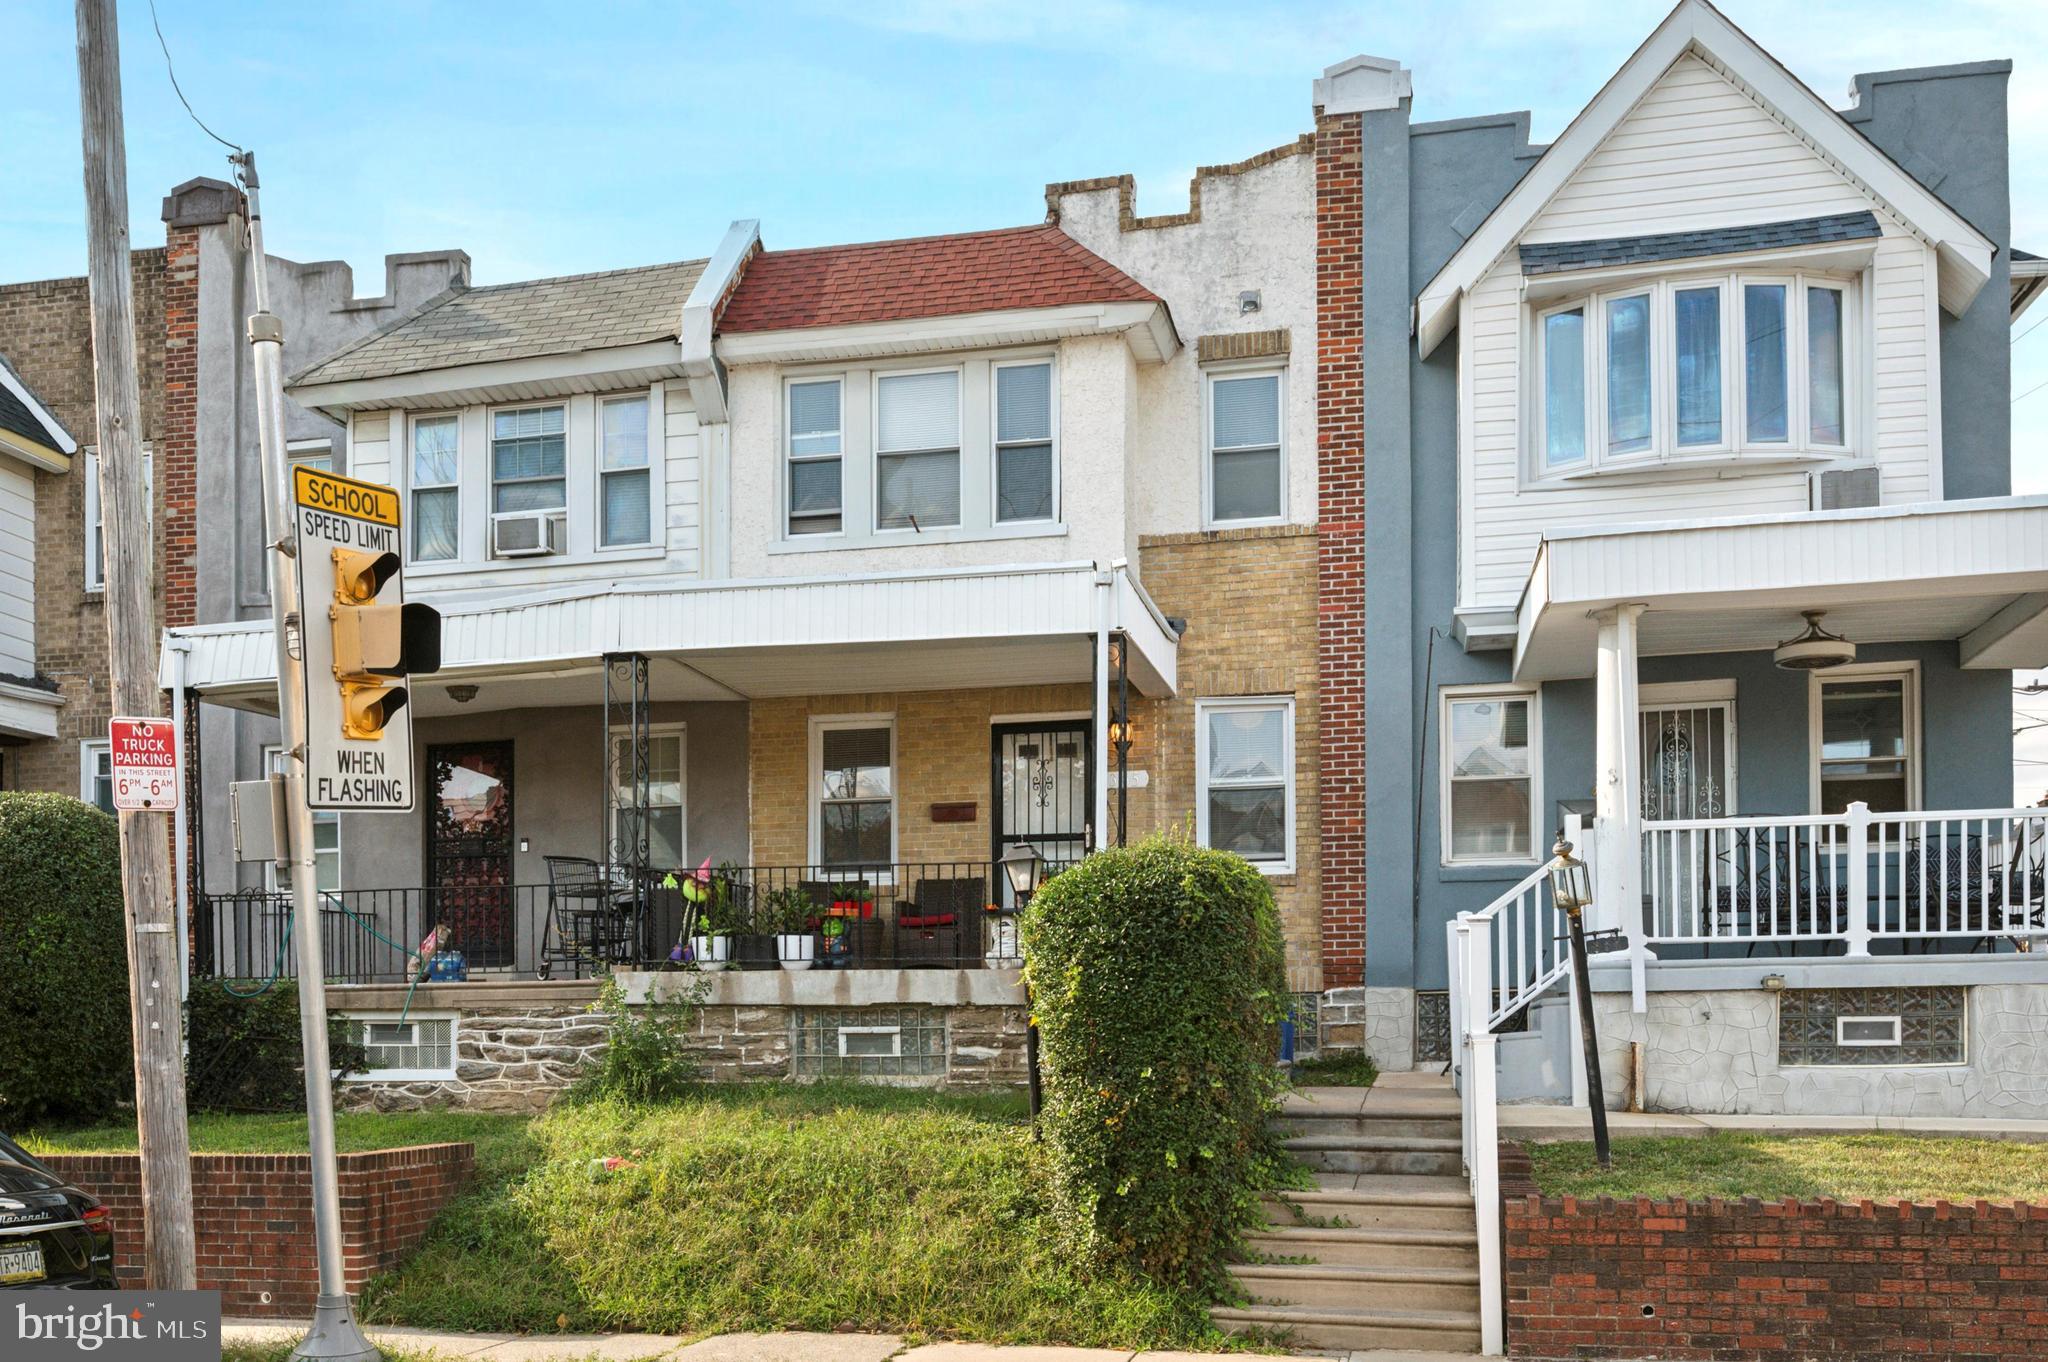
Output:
[409, 415, 459, 561]
[1197, 698, 1295, 870]
[1813, 665, 1916, 814]
[611, 725, 686, 867]
[599, 395, 652, 546]
[83, 447, 153, 592]
[787, 379, 843, 535]
[1537, 270, 1852, 476]
[813, 720, 894, 869]
[993, 361, 1055, 523]
[490, 405, 566, 514]
[875, 370, 961, 531]
[80, 740, 113, 814]
[1208, 370, 1284, 524]
[1442, 689, 1539, 863]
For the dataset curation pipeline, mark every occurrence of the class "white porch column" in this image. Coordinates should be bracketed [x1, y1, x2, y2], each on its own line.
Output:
[1092, 568, 1113, 851]
[1593, 604, 1648, 1011]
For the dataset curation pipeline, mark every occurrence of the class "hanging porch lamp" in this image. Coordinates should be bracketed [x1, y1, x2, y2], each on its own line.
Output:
[1773, 610, 1857, 671]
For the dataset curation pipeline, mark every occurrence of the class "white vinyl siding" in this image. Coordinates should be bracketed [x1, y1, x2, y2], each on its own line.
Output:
[0, 460, 34, 675]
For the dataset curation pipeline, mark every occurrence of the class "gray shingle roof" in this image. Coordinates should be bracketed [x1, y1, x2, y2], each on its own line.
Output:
[0, 352, 75, 457]
[1519, 212, 1882, 276]
[291, 258, 707, 388]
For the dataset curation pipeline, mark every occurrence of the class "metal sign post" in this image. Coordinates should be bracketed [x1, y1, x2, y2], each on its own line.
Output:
[234, 150, 381, 1362]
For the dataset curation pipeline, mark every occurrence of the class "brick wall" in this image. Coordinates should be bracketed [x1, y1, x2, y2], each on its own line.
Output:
[0, 250, 169, 795]
[1314, 107, 1367, 988]
[1501, 1144, 2048, 1362]
[45, 1143, 472, 1317]
[160, 225, 200, 631]
[1138, 525, 1322, 989]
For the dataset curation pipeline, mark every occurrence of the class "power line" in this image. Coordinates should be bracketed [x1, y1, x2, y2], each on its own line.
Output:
[148, 0, 243, 155]
[2017, 374, 2048, 406]
[2017, 312, 2048, 347]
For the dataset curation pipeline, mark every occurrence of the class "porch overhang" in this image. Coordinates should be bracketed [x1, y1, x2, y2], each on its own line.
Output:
[1512, 495, 2048, 681]
[161, 560, 1178, 710]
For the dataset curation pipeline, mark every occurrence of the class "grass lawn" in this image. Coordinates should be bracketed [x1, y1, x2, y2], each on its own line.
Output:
[1526, 1132, 2048, 1203]
[1288, 1052, 1377, 1088]
[35, 1085, 1229, 1349]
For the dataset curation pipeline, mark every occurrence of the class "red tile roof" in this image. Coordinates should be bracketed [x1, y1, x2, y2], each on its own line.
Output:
[717, 224, 1161, 333]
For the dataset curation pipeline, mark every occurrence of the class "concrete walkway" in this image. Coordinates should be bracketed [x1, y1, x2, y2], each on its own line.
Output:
[1499, 1103, 2048, 1142]
[221, 1323, 1482, 1362]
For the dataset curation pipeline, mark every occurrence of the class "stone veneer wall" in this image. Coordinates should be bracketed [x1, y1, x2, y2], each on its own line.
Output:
[1319, 985, 1418, 1071]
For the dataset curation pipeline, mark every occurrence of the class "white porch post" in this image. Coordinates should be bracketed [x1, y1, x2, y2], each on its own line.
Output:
[1092, 568, 1113, 851]
[1593, 604, 1648, 1012]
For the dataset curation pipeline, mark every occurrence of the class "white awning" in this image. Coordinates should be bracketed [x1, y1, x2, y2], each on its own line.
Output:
[1515, 496, 2048, 680]
[163, 560, 1178, 713]
[0, 679, 62, 741]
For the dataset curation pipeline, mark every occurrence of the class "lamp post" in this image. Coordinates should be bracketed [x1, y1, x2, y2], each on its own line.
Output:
[1548, 833, 1611, 1169]
[999, 842, 1047, 1130]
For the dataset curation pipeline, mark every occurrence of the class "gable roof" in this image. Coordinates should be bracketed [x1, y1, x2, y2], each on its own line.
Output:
[292, 258, 707, 388]
[1414, 0, 1996, 358]
[0, 352, 77, 472]
[716, 224, 1160, 334]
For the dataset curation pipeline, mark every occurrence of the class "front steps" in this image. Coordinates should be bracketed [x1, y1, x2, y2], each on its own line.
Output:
[1214, 1073, 1483, 1355]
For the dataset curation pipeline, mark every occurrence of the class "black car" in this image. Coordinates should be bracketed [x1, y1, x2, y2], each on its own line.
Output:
[0, 1133, 115, 1289]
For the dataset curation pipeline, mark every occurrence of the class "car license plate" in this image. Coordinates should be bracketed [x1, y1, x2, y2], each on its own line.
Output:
[0, 1242, 44, 1283]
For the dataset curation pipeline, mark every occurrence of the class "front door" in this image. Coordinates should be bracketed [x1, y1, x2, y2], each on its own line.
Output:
[1639, 700, 1735, 820]
[425, 741, 515, 967]
[992, 722, 1092, 901]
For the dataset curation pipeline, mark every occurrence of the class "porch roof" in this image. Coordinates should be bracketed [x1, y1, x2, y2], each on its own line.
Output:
[161, 560, 1178, 712]
[1513, 495, 2048, 681]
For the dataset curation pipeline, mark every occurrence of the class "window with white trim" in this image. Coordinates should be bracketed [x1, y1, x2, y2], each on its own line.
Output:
[599, 395, 651, 547]
[409, 414, 459, 561]
[1441, 689, 1539, 864]
[786, 378, 843, 536]
[1196, 697, 1295, 871]
[343, 1013, 458, 1081]
[993, 360, 1055, 523]
[491, 404, 567, 515]
[80, 739, 113, 814]
[1535, 269, 1853, 476]
[1812, 665, 1917, 814]
[611, 725, 686, 868]
[83, 447, 153, 593]
[1207, 370, 1285, 524]
[812, 719, 894, 869]
[265, 746, 339, 893]
[875, 369, 961, 531]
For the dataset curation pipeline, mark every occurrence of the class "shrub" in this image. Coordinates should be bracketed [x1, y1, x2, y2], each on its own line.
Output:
[570, 973, 708, 1104]
[185, 981, 368, 1113]
[0, 793, 133, 1124]
[1022, 832, 1290, 1290]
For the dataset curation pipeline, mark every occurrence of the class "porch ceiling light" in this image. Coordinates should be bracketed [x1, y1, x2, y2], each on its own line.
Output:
[447, 683, 480, 704]
[1773, 611, 1856, 671]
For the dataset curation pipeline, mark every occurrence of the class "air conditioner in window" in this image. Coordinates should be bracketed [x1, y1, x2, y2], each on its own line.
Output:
[489, 510, 565, 558]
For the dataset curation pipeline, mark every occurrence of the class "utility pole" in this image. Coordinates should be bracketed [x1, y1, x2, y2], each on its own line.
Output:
[73, 0, 197, 1291]
[234, 150, 381, 1362]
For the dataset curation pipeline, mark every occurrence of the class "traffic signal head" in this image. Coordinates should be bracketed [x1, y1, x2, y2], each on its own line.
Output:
[333, 547, 401, 604]
[326, 545, 441, 740]
[341, 680, 409, 740]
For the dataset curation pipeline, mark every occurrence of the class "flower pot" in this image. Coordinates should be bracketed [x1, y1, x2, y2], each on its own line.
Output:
[830, 900, 877, 920]
[982, 916, 1022, 968]
[776, 933, 816, 971]
[690, 935, 731, 971]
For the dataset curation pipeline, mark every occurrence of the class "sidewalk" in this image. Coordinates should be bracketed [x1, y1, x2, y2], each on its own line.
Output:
[221, 1323, 1482, 1362]
[1498, 1103, 2048, 1142]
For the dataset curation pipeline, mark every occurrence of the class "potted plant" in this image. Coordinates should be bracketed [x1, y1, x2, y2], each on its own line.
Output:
[675, 859, 733, 971]
[767, 886, 816, 971]
[828, 879, 876, 919]
[819, 914, 850, 968]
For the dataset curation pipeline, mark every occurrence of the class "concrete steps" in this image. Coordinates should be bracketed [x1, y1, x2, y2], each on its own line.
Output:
[1213, 1074, 1482, 1355]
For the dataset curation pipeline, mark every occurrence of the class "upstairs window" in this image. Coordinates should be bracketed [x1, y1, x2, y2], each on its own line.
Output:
[994, 361, 1055, 523]
[1536, 270, 1853, 477]
[408, 415, 459, 561]
[1208, 370, 1285, 524]
[875, 370, 961, 531]
[83, 447, 153, 592]
[490, 405, 566, 514]
[599, 395, 651, 547]
[787, 379, 843, 536]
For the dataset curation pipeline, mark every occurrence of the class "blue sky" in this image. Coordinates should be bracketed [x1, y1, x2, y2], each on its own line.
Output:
[5, 0, 2047, 793]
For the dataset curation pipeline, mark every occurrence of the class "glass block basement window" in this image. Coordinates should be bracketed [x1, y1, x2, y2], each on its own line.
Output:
[352, 1016, 455, 1076]
[1415, 992, 1452, 1066]
[1289, 992, 1321, 1056]
[1778, 987, 1965, 1066]
[791, 1008, 946, 1079]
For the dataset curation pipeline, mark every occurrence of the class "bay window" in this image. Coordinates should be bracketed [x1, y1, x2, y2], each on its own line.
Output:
[875, 370, 961, 531]
[1534, 269, 1854, 477]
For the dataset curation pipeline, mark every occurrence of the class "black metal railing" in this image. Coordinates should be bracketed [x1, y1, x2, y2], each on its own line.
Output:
[194, 858, 1078, 986]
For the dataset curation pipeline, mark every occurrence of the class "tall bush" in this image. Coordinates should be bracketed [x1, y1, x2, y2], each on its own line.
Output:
[185, 981, 368, 1113]
[0, 793, 133, 1124]
[1022, 832, 1289, 1290]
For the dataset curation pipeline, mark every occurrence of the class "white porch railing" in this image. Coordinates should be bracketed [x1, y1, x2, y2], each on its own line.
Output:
[1643, 804, 2048, 953]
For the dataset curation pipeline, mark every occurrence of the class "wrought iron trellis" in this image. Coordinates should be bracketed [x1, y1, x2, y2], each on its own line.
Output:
[182, 688, 207, 973]
[1110, 634, 1131, 847]
[602, 652, 651, 925]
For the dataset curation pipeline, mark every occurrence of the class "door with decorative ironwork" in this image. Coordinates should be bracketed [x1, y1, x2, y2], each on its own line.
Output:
[992, 723, 1091, 902]
[425, 741, 516, 967]
[1639, 702, 1735, 821]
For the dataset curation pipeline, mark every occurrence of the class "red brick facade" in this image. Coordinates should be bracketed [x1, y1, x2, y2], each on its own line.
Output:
[1314, 108, 1367, 987]
[1502, 1146, 2048, 1362]
[45, 1142, 472, 1315]
[160, 224, 201, 631]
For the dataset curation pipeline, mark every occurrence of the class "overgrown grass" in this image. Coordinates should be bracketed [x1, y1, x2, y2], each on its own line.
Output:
[17, 1109, 533, 1169]
[1527, 1133, 2048, 1203]
[1288, 1051, 1378, 1088]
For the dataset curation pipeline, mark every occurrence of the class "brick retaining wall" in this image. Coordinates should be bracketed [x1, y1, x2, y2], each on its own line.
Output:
[45, 1143, 472, 1316]
[1500, 1143, 2048, 1361]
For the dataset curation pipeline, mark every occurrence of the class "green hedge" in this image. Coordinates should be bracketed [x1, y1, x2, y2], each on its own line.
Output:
[0, 793, 133, 1124]
[1021, 833, 1289, 1290]
[186, 981, 368, 1113]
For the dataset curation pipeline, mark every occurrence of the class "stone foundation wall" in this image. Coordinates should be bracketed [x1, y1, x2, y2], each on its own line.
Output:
[337, 1003, 607, 1113]
[1319, 985, 1417, 1071]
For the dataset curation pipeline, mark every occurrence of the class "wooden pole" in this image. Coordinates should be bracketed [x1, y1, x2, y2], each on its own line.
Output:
[74, 0, 198, 1290]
